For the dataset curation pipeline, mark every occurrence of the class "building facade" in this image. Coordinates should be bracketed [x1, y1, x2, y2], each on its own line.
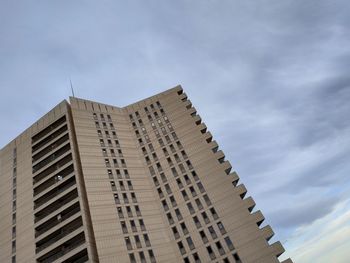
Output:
[0, 86, 292, 263]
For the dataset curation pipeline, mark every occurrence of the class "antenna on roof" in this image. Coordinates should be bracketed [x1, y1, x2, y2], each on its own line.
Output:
[70, 78, 75, 97]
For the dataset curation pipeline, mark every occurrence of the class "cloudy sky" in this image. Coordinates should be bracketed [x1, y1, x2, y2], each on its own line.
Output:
[1, 1, 349, 262]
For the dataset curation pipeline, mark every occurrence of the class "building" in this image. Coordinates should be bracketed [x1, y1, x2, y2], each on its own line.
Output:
[0, 86, 292, 263]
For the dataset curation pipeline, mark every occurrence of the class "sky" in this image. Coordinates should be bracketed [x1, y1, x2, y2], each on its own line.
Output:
[1, 1, 349, 262]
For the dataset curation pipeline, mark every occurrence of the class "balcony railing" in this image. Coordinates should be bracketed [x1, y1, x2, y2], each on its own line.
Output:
[34, 189, 78, 223]
[34, 177, 76, 209]
[36, 218, 83, 253]
[32, 144, 71, 173]
[35, 202, 81, 238]
[32, 116, 66, 144]
[32, 125, 68, 153]
[37, 232, 85, 263]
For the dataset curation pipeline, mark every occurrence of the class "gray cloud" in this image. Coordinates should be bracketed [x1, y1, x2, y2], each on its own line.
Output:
[0, 0, 349, 256]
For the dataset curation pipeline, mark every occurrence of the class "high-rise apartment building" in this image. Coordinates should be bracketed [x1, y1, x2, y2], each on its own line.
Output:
[0, 86, 292, 263]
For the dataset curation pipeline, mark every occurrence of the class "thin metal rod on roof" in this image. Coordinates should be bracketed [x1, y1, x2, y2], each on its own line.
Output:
[70, 78, 75, 97]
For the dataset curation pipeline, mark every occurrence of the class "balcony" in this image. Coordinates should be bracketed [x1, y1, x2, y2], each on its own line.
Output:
[36, 217, 83, 253]
[32, 133, 70, 163]
[34, 165, 74, 197]
[33, 154, 73, 185]
[32, 124, 68, 153]
[32, 116, 66, 144]
[33, 144, 71, 173]
[61, 248, 88, 263]
[35, 202, 81, 238]
[34, 189, 78, 223]
[36, 232, 85, 263]
[34, 177, 76, 209]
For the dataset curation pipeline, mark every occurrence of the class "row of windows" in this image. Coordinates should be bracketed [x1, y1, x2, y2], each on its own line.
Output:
[124, 234, 151, 250]
[151, 101, 240, 262]
[93, 112, 155, 259]
[93, 113, 112, 122]
[12, 148, 17, 263]
[129, 249, 156, 263]
[131, 107, 199, 261]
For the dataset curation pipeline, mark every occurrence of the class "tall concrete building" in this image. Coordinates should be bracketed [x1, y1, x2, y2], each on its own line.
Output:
[0, 86, 292, 263]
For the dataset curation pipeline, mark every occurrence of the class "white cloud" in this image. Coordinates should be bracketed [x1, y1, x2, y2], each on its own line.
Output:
[281, 198, 350, 263]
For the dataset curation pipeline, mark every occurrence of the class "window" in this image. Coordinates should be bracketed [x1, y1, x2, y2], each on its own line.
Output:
[158, 138, 164, 147]
[169, 144, 175, 153]
[160, 173, 167, 183]
[189, 186, 197, 197]
[125, 237, 132, 250]
[180, 222, 188, 234]
[203, 194, 212, 206]
[179, 164, 186, 174]
[186, 160, 193, 170]
[210, 207, 219, 220]
[171, 167, 178, 177]
[148, 143, 154, 152]
[206, 245, 216, 260]
[202, 212, 210, 224]
[167, 212, 174, 225]
[181, 190, 189, 201]
[152, 152, 158, 161]
[148, 250, 156, 263]
[129, 253, 136, 263]
[135, 205, 141, 216]
[114, 194, 120, 204]
[216, 241, 225, 255]
[157, 187, 164, 198]
[123, 193, 129, 203]
[193, 253, 201, 263]
[135, 235, 142, 248]
[195, 198, 203, 210]
[172, 226, 180, 239]
[224, 236, 235, 251]
[176, 141, 183, 149]
[193, 216, 201, 228]
[184, 174, 191, 185]
[197, 182, 205, 193]
[178, 241, 186, 255]
[217, 221, 227, 235]
[186, 237, 195, 250]
[121, 221, 128, 233]
[12, 240, 16, 253]
[165, 184, 172, 194]
[162, 147, 169, 156]
[200, 230, 208, 243]
[176, 178, 183, 189]
[187, 202, 195, 214]
[117, 207, 124, 218]
[139, 219, 146, 231]
[208, 226, 218, 239]
[175, 208, 182, 220]
[131, 192, 137, 203]
[169, 196, 177, 207]
[162, 200, 169, 211]
[119, 181, 125, 191]
[144, 234, 151, 247]
[191, 170, 199, 181]
[126, 206, 133, 217]
[174, 154, 181, 163]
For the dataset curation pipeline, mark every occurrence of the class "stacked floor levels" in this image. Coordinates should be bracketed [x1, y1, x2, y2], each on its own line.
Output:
[0, 86, 292, 263]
